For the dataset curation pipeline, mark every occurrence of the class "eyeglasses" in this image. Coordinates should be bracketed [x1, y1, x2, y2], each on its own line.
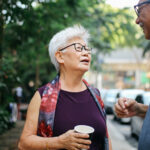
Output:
[59, 43, 92, 52]
[134, 0, 150, 16]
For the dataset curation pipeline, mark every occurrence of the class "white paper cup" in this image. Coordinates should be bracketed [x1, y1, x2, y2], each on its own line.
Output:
[74, 125, 95, 150]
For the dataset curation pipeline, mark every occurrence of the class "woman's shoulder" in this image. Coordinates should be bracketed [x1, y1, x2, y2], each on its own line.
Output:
[37, 84, 48, 98]
[89, 84, 101, 97]
[94, 88, 101, 96]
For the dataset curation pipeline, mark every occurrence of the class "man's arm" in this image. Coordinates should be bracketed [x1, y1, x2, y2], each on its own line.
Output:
[137, 103, 149, 117]
[115, 98, 149, 118]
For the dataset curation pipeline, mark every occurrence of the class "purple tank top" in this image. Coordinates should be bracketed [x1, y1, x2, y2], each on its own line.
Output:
[38, 86, 106, 150]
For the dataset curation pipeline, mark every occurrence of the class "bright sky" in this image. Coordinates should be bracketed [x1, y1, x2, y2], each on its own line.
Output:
[106, 0, 139, 8]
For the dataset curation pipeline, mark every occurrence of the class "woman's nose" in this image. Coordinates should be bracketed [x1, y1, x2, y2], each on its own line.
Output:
[82, 49, 90, 56]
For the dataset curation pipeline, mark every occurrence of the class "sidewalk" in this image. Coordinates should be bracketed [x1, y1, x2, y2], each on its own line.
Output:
[107, 119, 137, 150]
[0, 121, 24, 150]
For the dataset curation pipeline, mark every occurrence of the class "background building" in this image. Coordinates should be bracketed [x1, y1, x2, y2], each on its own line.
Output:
[86, 48, 150, 89]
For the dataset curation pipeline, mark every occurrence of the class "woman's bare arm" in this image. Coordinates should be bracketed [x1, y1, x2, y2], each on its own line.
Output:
[18, 91, 91, 150]
[18, 91, 62, 150]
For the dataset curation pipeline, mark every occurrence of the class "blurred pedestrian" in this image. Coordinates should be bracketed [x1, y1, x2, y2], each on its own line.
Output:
[115, 1, 150, 149]
[8, 102, 17, 123]
[18, 25, 112, 150]
[14, 86, 23, 120]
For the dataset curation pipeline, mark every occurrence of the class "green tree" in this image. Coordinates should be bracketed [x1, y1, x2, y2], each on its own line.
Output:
[0, 0, 33, 58]
[1, 0, 101, 103]
[1, 0, 144, 134]
[0, 0, 34, 104]
[1, 0, 142, 104]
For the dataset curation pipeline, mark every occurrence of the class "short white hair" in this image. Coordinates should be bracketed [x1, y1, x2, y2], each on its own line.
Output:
[48, 25, 90, 72]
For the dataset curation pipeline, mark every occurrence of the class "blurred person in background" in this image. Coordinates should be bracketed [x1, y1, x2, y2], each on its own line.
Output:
[18, 25, 112, 150]
[14, 86, 23, 119]
[115, 1, 150, 150]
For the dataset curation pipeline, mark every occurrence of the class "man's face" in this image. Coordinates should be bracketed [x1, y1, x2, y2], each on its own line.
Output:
[136, 0, 150, 39]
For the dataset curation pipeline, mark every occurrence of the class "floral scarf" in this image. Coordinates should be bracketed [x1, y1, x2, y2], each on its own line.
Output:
[37, 75, 109, 150]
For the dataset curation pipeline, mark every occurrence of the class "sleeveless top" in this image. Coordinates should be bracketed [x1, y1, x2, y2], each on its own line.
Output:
[38, 88, 106, 150]
[37, 75, 109, 150]
[138, 105, 150, 150]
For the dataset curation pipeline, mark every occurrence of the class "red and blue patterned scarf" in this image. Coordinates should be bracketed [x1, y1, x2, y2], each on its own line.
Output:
[37, 74, 109, 150]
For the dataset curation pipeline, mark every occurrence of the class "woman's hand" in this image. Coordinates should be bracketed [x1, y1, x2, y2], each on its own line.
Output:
[58, 130, 91, 150]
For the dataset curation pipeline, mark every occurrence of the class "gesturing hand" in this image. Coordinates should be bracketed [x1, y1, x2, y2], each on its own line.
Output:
[115, 97, 139, 118]
[58, 130, 91, 150]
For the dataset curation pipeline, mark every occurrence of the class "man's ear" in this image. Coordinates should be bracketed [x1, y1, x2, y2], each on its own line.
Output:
[55, 51, 64, 64]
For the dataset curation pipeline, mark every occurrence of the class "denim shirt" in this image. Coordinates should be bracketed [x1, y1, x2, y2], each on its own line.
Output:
[138, 105, 150, 150]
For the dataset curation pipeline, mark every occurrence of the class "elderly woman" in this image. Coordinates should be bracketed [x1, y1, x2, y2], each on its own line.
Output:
[18, 25, 112, 150]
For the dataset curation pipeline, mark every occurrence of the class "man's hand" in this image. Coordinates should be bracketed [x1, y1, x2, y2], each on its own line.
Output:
[115, 98, 139, 118]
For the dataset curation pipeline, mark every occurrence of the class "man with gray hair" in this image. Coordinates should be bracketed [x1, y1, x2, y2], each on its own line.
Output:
[115, 0, 150, 149]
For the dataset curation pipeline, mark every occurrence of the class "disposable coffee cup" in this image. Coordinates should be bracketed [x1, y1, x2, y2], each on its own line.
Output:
[74, 125, 95, 150]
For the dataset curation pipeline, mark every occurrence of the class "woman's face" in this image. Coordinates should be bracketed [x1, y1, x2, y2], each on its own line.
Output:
[59, 37, 91, 73]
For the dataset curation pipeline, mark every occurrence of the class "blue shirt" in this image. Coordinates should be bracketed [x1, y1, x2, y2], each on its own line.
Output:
[138, 105, 150, 150]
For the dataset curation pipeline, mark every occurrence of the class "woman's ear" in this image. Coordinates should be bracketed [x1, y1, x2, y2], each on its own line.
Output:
[55, 51, 64, 64]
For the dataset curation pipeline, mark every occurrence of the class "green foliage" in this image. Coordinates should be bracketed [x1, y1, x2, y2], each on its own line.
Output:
[0, 56, 18, 105]
[1, 0, 141, 104]
[0, 108, 12, 135]
[87, 4, 140, 51]
[2, 0, 33, 23]
[1, 0, 144, 133]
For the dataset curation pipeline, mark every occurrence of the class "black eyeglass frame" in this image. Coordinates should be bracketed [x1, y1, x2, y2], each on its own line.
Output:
[59, 43, 92, 52]
[134, 0, 150, 16]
